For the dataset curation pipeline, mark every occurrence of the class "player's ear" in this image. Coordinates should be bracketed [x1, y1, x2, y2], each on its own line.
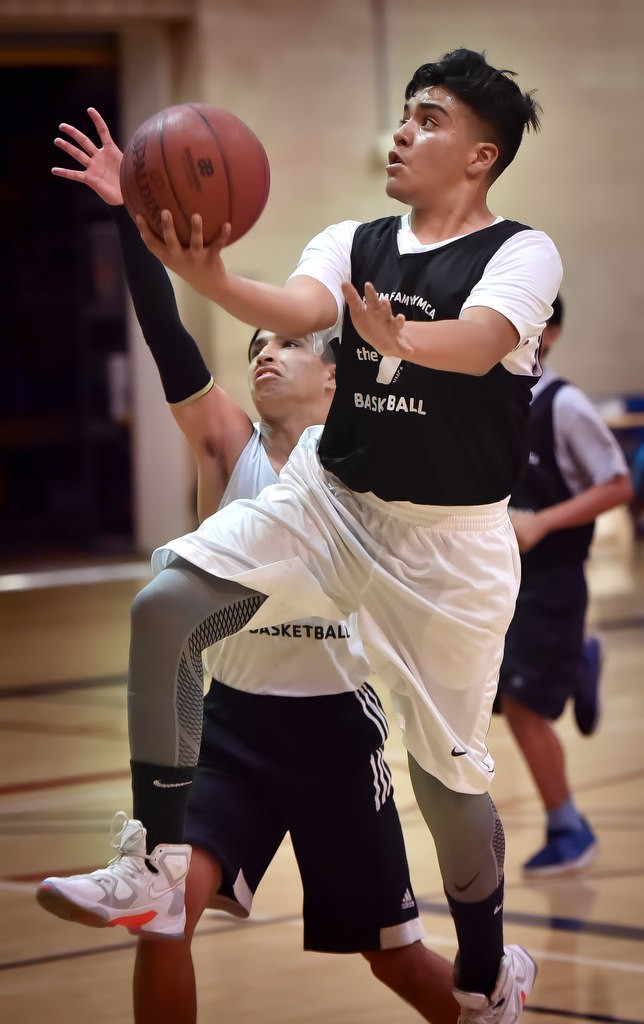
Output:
[468, 140, 498, 179]
[326, 364, 337, 392]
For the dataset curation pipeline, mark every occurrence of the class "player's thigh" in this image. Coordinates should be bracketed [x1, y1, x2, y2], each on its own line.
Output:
[500, 566, 587, 718]
[185, 747, 287, 915]
[287, 755, 423, 953]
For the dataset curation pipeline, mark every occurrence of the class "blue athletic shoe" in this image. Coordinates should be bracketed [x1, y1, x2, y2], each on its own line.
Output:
[574, 635, 603, 736]
[522, 819, 598, 877]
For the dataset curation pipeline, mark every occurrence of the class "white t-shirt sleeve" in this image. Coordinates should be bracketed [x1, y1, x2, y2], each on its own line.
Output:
[461, 230, 563, 373]
[288, 220, 361, 322]
[553, 385, 631, 493]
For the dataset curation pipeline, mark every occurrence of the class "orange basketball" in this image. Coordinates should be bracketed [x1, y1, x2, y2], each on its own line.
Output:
[119, 103, 270, 247]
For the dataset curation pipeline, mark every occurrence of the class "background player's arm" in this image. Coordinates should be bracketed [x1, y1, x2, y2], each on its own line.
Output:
[53, 107, 254, 520]
[138, 212, 338, 339]
[511, 475, 634, 553]
[511, 391, 634, 552]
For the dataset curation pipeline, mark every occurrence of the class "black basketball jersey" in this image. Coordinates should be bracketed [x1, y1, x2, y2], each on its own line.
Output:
[317, 216, 538, 504]
[511, 378, 595, 571]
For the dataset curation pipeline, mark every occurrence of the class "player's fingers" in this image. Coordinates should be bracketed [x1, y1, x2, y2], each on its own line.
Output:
[58, 122, 96, 155]
[136, 215, 161, 251]
[160, 210, 182, 249]
[51, 166, 84, 182]
[189, 214, 205, 251]
[87, 107, 111, 141]
[340, 280, 363, 315]
[53, 137, 91, 167]
[378, 296, 394, 320]
[219, 222, 232, 247]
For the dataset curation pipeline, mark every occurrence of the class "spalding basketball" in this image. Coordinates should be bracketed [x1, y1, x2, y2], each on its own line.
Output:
[119, 103, 270, 246]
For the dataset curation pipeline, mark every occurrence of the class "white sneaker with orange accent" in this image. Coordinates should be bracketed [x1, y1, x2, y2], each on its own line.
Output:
[36, 812, 190, 939]
[454, 945, 537, 1024]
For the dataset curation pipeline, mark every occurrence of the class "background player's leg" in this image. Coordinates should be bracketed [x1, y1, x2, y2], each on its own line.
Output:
[133, 846, 221, 1024]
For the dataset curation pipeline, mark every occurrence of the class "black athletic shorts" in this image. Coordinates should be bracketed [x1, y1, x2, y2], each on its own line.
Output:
[498, 563, 587, 720]
[184, 680, 424, 953]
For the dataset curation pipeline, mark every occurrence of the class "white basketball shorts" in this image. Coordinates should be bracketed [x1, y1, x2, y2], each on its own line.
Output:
[153, 427, 521, 794]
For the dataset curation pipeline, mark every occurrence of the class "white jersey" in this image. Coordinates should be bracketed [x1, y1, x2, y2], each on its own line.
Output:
[202, 425, 370, 696]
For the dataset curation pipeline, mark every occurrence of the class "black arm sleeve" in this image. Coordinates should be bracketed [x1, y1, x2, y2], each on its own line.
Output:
[110, 205, 212, 405]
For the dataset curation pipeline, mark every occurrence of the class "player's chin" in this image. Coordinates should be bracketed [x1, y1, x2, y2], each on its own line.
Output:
[384, 176, 407, 202]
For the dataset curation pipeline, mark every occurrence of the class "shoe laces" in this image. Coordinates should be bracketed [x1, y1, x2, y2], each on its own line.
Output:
[106, 811, 147, 869]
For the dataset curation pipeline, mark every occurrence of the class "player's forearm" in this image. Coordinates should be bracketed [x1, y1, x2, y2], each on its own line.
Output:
[112, 207, 213, 405]
[534, 476, 634, 535]
[207, 272, 336, 338]
[400, 318, 514, 375]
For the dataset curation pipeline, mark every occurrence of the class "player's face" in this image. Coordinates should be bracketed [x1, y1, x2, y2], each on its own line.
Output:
[248, 332, 335, 415]
[386, 86, 491, 207]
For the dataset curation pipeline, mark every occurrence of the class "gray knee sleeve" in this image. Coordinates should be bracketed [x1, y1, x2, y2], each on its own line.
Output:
[408, 753, 504, 902]
[128, 558, 266, 767]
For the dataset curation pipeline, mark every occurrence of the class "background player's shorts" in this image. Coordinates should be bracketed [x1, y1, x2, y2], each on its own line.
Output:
[498, 563, 587, 720]
[184, 680, 425, 953]
[155, 426, 521, 794]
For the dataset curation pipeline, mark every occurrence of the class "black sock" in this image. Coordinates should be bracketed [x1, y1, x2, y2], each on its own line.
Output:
[447, 879, 505, 997]
[130, 759, 195, 853]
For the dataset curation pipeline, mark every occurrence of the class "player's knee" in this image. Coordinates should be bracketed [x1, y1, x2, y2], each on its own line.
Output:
[130, 574, 179, 635]
[362, 945, 421, 989]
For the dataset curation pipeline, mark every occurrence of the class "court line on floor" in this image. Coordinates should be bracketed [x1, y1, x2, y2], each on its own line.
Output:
[526, 1008, 643, 1024]
[2, 899, 643, 974]
[0, 769, 129, 797]
[0, 563, 151, 592]
[418, 899, 644, 946]
[0, 675, 126, 700]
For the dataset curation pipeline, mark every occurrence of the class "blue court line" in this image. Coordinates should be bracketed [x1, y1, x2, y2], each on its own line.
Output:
[418, 900, 644, 943]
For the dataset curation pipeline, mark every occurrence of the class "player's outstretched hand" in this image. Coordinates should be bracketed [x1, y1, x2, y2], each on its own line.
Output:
[137, 212, 231, 299]
[52, 107, 123, 206]
[341, 280, 412, 358]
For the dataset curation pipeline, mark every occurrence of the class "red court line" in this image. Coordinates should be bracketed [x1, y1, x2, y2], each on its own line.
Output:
[0, 769, 129, 797]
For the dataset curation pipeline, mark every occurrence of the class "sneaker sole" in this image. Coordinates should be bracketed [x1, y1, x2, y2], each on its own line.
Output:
[36, 884, 184, 939]
[36, 884, 112, 928]
[522, 839, 598, 877]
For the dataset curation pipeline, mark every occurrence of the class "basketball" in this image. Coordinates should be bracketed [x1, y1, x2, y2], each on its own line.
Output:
[119, 103, 270, 247]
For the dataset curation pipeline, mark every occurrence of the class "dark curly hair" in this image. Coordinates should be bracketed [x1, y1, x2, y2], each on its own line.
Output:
[405, 48, 541, 179]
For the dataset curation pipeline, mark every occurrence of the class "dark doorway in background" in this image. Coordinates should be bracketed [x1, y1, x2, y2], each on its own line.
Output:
[0, 35, 133, 567]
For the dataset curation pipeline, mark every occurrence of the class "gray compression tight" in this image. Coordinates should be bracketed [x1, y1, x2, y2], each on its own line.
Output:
[128, 557, 266, 767]
[408, 753, 504, 902]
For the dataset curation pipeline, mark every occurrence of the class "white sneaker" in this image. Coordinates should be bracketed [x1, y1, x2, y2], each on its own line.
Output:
[36, 812, 191, 939]
[454, 945, 537, 1023]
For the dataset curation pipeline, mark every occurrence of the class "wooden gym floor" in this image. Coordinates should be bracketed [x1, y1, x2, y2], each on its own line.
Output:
[1, 510, 643, 1023]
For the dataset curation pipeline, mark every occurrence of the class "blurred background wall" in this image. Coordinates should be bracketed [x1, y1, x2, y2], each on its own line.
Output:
[1, 0, 642, 557]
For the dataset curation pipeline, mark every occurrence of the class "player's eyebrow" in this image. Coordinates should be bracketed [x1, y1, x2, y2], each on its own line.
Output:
[414, 100, 450, 119]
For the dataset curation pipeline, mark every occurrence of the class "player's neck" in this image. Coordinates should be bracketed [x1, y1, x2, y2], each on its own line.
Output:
[259, 413, 322, 474]
[409, 200, 495, 245]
